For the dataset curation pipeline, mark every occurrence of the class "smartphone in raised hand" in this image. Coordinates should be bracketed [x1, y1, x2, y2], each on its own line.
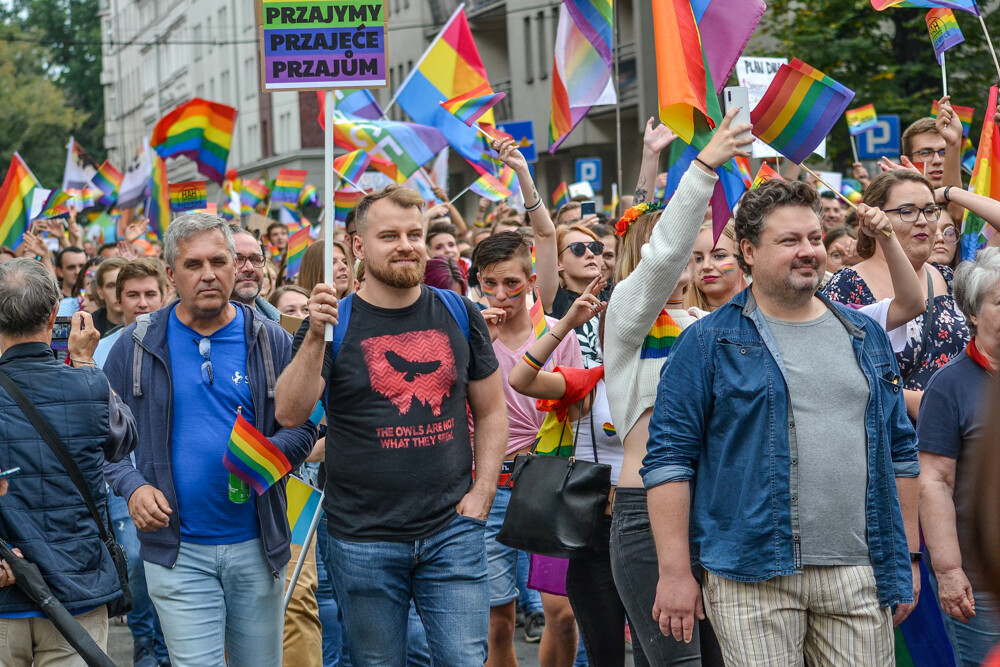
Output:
[724, 86, 755, 157]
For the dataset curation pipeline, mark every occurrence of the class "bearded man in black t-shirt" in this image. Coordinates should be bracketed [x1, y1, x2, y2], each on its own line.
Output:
[276, 185, 508, 665]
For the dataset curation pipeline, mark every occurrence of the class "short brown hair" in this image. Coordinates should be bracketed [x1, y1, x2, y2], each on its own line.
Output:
[734, 179, 821, 275]
[95, 257, 128, 293]
[555, 202, 582, 226]
[354, 185, 424, 235]
[856, 170, 933, 259]
[901, 117, 939, 157]
[115, 257, 168, 301]
[473, 231, 533, 279]
[268, 284, 310, 309]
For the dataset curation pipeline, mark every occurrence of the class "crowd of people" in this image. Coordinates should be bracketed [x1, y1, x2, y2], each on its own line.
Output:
[0, 96, 999, 667]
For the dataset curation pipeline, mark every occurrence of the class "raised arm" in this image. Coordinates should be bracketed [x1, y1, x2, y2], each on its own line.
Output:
[433, 184, 468, 236]
[493, 137, 560, 310]
[857, 204, 924, 330]
[635, 118, 676, 205]
[936, 97, 965, 195]
[274, 283, 337, 427]
[938, 185, 1000, 233]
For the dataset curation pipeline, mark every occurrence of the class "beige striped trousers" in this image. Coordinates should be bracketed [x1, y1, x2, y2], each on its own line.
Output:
[702, 565, 894, 666]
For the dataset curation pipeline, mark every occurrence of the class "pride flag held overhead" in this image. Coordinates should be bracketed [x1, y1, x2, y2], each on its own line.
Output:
[241, 179, 270, 212]
[692, 0, 767, 95]
[286, 476, 323, 547]
[846, 104, 880, 135]
[335, 189, 366, 224]
[147, 154, 171, 239]
[285, 226, 311, 280]
[299, 183, 319, 208]
[223, 410, 292, 496]
[751, 162, 785, 189]
[871, 0, 979, 15]
[271, 169, 308, 210]
[0, 153, 39, 248]
[926, 8, 964, 63]
[750, 58, 856, 164]
[553, 182, 570, 209]
[34, 189, 72, 221]
[468, 172, 512, 202]
[168, 180, 208, 212]
[961, 84, 1000, 260]
[151, 98, 238, 184]
[91, 160, 123, 207]
[333, 149, 372, 185]
[441, 83, 506, 127]
[931, 99, 975, 136]
[548, 0, 616, 152]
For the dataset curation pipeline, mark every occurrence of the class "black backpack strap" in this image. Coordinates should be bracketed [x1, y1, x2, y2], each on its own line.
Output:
[0, 370, 113, 546]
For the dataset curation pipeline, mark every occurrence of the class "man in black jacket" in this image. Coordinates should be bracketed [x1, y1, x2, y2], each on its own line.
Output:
[0, 257, 138, 665]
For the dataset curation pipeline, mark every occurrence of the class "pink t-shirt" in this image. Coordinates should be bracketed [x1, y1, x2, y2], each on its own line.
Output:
[494, 318, 584, 456]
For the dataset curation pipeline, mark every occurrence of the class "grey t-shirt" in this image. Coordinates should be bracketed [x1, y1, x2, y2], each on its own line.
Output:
[765, 310, 871, 566]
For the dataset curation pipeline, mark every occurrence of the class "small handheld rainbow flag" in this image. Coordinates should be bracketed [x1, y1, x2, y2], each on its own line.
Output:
[0, 153, 39, 248]
[926, 8, 964, 63]
[151, 98, 238, 184]
[241, 179, 270, 212]
[34, 189, 72, 220]
[333, 149, 372, 185]
[871, 0, 979, 16]
[931, 100, 975, 136]
[751, 162, 785, 190]
[529, 286, 549, 340]
[846, 104, 879, 136]
[147, 154, 170, 239]
[285, 226, 311, 280]
[270, 168, 308, 211]
[734, 156, 753, 189]
[440, 83, 507, 127]
[299, 183, 319, 208]
[840, 181, 864, 204]
[552, 182, 570, 209]
[335, 188, 366, 224]
[750, 59, 856, 164]
[91, 160, 123, 207]
[286, 476, 323, 547]
[468, 172, 512, 202]
[168, 180, 208, 212]
[223, 410, 292, 496]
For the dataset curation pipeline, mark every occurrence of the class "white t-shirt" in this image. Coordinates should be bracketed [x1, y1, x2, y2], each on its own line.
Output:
[570, 380, 624, 485]
[858, 298, 907, 353]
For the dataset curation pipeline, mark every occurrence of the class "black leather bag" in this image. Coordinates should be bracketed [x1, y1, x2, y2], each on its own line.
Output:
[0, 371, 133, 618]
[497, 401, 611, 558]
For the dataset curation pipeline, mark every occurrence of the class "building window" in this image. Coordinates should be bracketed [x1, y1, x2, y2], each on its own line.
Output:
[537, 11, 547, 79]
[524, 16, 533, 83]
[193, 24, 201, 61]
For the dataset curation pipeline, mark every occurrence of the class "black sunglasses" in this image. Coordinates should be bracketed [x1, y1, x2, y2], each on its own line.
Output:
[560, 241, 604, 258]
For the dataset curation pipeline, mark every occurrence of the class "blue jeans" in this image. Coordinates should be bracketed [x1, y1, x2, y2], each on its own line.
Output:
[315, 536, 342, 667]
[929, 572, 1000, 667]
[144, 538, 286, 667]
[108, 490, 168, 662]
[485, 486, 518, 607]
[326, 514, 489, 665]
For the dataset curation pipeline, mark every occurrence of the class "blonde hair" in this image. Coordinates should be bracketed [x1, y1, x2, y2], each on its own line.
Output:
[613, 210, 663, 285]
[684, 221, 740, 311]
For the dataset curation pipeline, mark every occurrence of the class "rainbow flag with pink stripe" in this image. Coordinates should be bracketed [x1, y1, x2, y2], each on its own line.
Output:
[333, 150, 372, 185]
[440, 83, 506, 127]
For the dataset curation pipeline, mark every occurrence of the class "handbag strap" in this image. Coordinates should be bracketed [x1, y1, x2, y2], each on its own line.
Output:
[0, 370, 113, 546]
[902, 270, 934, 386]
[570, 390, 600, 462]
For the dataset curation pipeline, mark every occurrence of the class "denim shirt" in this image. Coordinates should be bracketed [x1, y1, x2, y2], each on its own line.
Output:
[641, 288, 919, 607]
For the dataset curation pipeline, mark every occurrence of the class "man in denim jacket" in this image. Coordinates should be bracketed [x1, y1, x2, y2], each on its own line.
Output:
[642, 180, 920, 666]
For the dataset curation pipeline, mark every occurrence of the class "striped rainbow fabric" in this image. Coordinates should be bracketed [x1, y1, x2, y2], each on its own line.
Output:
[298, 183, 319, 208]
[530, 287, 549, 340]
[926, 8, 964, 63]
[335, 189, 366, 224]
[552, 182, 570, 209]
[285, 476, 323, 547]
[35, 189, 72, 221]
[168, 180, 207, 212]
[640, 309, 682, 360]
[871, 0, 979, 15]
[931, 100, 975, 136]
[284, 226, 311, 280]
[846, 104, 879, 136]
[333, 149, 372, 185]
[270, 169, 308, 211]
[549, 0, 616, 152]
[241, 179, 270, 212]
[150, 98, 237, 184]
[440, 83, 506, 127]
[750, 58, 856, 164]
[0, 153, 38, 248]
[223, 410, 292, 496]
[91, 160, 123, 207]
[469, 172, 512, 202]
[147, 154, 170, 239]
[961, 84, 1000, 259]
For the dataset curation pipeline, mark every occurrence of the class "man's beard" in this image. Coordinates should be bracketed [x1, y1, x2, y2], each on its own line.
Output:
[231, 271, 261, 303]
[366, 252, 426, 289]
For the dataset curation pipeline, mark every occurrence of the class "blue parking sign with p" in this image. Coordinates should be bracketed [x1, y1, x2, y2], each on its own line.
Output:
[857, 115, 900, 160]
[576, 158, 602, 191]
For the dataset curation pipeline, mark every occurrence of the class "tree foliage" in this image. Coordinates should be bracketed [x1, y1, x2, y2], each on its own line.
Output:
[760, 0, 1000, 167]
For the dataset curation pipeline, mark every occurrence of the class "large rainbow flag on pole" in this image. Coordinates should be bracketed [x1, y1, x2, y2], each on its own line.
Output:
[223, 410, 292, 496]
[548, 0, 616, 152]
[150, 98, 238, 184]
[961, 84, 1000, 260]
[871, 0, 979, 15]
[750, 58, 856, 164]
[0, 153, 39, 248]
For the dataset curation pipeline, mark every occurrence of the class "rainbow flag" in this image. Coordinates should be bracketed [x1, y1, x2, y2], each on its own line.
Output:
[147, 154, 170, 239]
[962, 84, 1000, 260]
[223, 410, 292, 496]
[168, 180, 207, 212]
[286, 476, 323, 547]
[394, 7, 499, 173]
[552, 182, 570, 209]
[34, 189, 72, 220]
[734, 156, 753, 188]
[498, 165, 518, 194]
[0, 153, 39, 248]
[846, 104, 879, 136]
[150, 97, 238, 184]
[271, 169, 308, 211]
[694, 0, 767, 95]
[332, 88, 385, 121]
[468, 172, 512, 202]
[750, 58, 856, 164]
[652, 0, 722, 150]
[640, 309, 683, 360]
[926, 8, 964, 63]
[241, 179, 270, 212]
[335, 189, 366, 224]
[91, 160, 123, 207]
[871, 0, 979, 15]
[285, 226, 311, 280]
[333, 149, 372, 185]
[840, 181, 864, 204]
[548, 0, 616, 152]
[440, 83, 506, 127]
[299, 183, 319, 208]
[931, 100, 974, 136]
[751, 162, 785, 189]
[530, 287, 549, 340]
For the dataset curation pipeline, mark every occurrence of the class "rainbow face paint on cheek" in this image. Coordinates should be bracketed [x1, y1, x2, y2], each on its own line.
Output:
[506, 283, 528, 298]
[719, 263, 737, 275]
[480, 285, 497, 297]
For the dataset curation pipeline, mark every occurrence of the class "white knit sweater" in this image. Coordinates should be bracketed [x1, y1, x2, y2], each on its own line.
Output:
[604, 166, 718, 439]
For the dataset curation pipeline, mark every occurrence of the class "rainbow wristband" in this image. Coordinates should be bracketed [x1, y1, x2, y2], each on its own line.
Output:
[523, 350, 546, 371]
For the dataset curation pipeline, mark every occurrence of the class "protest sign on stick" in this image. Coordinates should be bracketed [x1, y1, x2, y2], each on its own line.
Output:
[256, 0, 388, 342]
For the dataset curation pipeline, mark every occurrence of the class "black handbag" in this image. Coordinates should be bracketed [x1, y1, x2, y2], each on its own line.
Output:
[497, 398, 611, 558]
[0, 370, 133, 618]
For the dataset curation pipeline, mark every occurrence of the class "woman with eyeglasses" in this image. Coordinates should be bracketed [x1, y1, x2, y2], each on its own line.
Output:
[551, 225, 611, 367]
[930, 210, 960, 268]
[823, 169, 971, 421]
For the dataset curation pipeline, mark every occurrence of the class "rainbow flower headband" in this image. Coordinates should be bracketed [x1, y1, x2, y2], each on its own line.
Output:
[615, 201, 664, 238]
